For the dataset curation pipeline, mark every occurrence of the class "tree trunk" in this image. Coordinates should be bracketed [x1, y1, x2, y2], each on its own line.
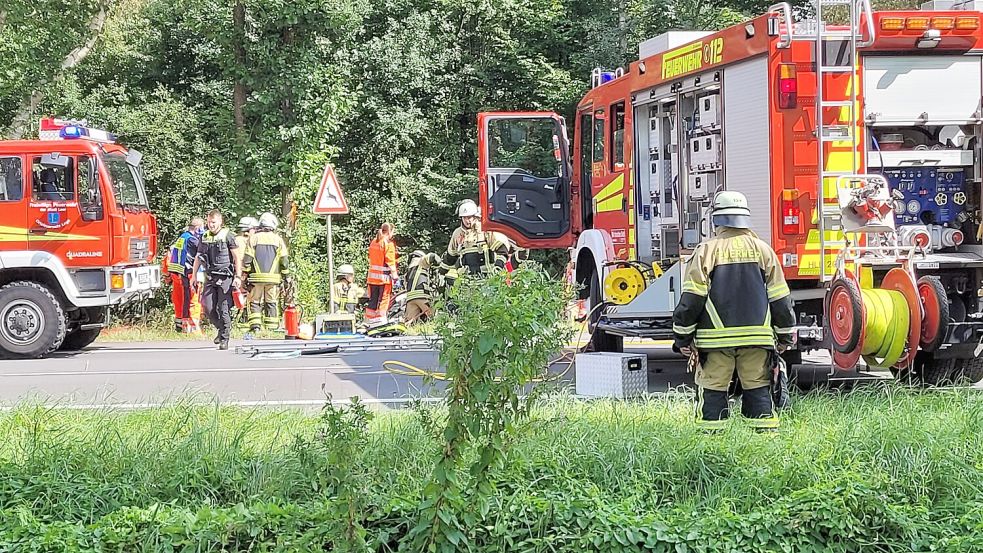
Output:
[232, 1, 246, 136]
[4, 2, 111, 139]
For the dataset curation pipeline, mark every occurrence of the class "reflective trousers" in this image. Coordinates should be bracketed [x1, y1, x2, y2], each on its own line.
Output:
[695, 347, 778, 430]
[365, 283, 392, 326]
[248, 283, 280, 330]
[169, 272, 201, 332]
[404, 298, 432, 324]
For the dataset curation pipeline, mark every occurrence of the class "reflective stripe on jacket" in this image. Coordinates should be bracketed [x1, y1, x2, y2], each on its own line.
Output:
[671, 227, 795, 351]
[448, 226, 509, 276]
[244, 230, 289, 284]
[167, 231, 193, 274]
[367, 237, 397, 285]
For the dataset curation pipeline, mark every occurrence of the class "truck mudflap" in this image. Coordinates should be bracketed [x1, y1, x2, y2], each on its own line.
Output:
[933, 321, 983, 360]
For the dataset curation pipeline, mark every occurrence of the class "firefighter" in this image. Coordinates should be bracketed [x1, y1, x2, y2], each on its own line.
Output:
[404, 251, 439, 324]
[243, 212, 289, 332]
[332, 264, 364, 314]
[447, 199, 510, 276]
[191, 209, 243, 350]
[365, 222, 399, 326]
[671, 191, 795, 431]
[234, 216, 258, 326]
[435, 251, 459, 296]
[165, 217, 204, 332]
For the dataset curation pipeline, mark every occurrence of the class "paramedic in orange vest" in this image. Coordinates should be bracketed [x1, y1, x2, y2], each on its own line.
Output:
[365, 222, 399, 326]
[164, 217, 204, 332]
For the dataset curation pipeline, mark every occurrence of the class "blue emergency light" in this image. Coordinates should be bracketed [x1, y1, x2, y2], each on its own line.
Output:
[600, 71, 616, 84]
[60, 126, 87, 139]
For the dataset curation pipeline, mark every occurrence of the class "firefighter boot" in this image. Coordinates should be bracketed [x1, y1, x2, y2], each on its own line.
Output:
[695, 387, 729, 432]
[741, 385, 779, 431]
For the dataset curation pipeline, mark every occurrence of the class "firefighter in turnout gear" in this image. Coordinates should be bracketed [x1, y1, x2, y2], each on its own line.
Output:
[404, 251, 439, 324]
[192, 209, 243, 350]
[436, 251, 460, 296]
[332, 264, 364, 314]
[671, 191, 795, 431]
[234, 216, 258, 325]
[447, 199, 510, 276]
[165, 217, 204, 332]
[243, 212, 289, 331]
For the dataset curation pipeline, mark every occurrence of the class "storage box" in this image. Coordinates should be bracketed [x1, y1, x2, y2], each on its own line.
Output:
[314, 313, 356, 335]
[575, 353, 648, 398]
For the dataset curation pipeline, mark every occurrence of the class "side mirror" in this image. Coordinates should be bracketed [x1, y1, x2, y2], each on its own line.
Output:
[125, 148, 143, 167]
[81, 204, 104, 222]
[40, 153, 70, 169]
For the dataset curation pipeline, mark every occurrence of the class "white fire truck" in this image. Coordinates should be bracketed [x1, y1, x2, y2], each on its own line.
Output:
[477, 0, 983, 384]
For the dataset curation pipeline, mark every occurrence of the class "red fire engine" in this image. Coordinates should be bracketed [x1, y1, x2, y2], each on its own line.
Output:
[478, 0, 983, 383]
[0, 118, 161, 358]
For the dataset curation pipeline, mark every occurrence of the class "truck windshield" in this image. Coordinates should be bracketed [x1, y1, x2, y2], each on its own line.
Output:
[103, 153, 148, 207]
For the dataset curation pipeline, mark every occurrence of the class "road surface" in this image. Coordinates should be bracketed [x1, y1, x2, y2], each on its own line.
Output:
[0, 338, 878, 408]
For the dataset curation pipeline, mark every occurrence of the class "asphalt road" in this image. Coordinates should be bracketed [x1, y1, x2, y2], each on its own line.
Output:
[0, 338, 883, 408]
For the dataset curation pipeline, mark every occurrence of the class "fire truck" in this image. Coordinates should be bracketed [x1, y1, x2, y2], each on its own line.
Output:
[477, 0, 983, 384]
[0, 118, 161, 358]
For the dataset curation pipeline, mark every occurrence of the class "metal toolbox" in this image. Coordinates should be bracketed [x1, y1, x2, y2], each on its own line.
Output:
[575, 353, 648, 398]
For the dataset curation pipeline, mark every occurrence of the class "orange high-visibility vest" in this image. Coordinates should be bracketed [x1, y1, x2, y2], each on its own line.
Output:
[367, 237, 397, 285]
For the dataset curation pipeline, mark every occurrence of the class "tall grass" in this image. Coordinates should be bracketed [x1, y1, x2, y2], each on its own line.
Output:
[2, 388, 983, 550]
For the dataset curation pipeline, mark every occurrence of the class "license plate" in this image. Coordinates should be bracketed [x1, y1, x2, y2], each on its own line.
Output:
[916, 262, 940, 269]
[138, 273, 149, 284]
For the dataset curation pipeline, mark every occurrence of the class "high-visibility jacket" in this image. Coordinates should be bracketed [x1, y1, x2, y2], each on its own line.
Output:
[368, 237, 397, 285]
[405, 253, 438, 302]
[447, 225, 509, 276]
[332, 280, 363, 313]
[672, 227, 795, 351]
[244, 230, 289, 284]
[167, 230, 198, 275]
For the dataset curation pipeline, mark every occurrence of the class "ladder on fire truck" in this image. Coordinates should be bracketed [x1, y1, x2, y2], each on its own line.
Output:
[772, 0, 877, 281]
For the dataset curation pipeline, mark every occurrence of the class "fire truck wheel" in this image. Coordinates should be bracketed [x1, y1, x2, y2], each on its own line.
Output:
[587, 270, 623, 353]
[0, 281, 67, 359]
[59, 329, 101, 351]
[905, 352, 983, 386]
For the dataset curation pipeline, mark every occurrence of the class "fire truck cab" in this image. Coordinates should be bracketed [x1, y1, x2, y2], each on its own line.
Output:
[0, 119, 161, 358]
[478, 1, 983, 383]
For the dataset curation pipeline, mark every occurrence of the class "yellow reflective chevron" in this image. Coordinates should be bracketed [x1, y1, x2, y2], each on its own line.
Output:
[594, 174, 624, 213]
[0, 225, 99, 242]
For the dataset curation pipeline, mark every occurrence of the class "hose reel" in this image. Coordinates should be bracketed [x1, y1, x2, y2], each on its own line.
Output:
[825, 268, 922, 370]
[604, 265, 647, 305]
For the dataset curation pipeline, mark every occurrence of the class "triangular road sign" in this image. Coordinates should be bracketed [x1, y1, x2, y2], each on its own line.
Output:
[312, 163, 349, 215]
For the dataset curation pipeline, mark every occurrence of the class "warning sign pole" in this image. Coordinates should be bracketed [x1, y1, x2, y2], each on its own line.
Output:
[312, 162, 349, 315]
[327, 215, 335, 313]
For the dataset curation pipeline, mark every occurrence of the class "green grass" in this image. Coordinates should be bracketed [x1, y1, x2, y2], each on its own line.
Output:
[2, 389, 983, 550]
[98, 325, 285, 342]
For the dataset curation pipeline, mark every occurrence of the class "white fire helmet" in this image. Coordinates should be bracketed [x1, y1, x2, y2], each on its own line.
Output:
[457, 199, 480, 218]
[259, 212, 279, 230]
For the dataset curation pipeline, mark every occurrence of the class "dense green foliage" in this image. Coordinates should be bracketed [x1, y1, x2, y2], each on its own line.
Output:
[3, 0, 857, 314]
[1, 388, 982, 551]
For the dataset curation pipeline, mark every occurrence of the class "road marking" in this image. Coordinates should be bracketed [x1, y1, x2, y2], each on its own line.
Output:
[16, 396, 454, 411]
[0, 364, 376, 378]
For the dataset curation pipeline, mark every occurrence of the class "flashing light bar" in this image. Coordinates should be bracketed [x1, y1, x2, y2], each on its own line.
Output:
[880, 15, 979, 31]
[38, 117, 117, 143]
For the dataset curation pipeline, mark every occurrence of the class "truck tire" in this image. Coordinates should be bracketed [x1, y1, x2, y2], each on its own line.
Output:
[59, 328, 102, 351]
[0, 281, 68, 359]
[908, 352, 983, 386]
[587, 270, 623, 353]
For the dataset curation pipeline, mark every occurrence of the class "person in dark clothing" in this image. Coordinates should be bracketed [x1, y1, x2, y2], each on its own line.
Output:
[191, 209, 243, 350]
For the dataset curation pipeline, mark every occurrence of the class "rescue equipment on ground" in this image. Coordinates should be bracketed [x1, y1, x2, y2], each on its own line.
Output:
[283, 304, 301, 339]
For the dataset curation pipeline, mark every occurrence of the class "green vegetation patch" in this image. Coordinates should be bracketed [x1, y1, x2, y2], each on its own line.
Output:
[2, 388, 983, 551]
